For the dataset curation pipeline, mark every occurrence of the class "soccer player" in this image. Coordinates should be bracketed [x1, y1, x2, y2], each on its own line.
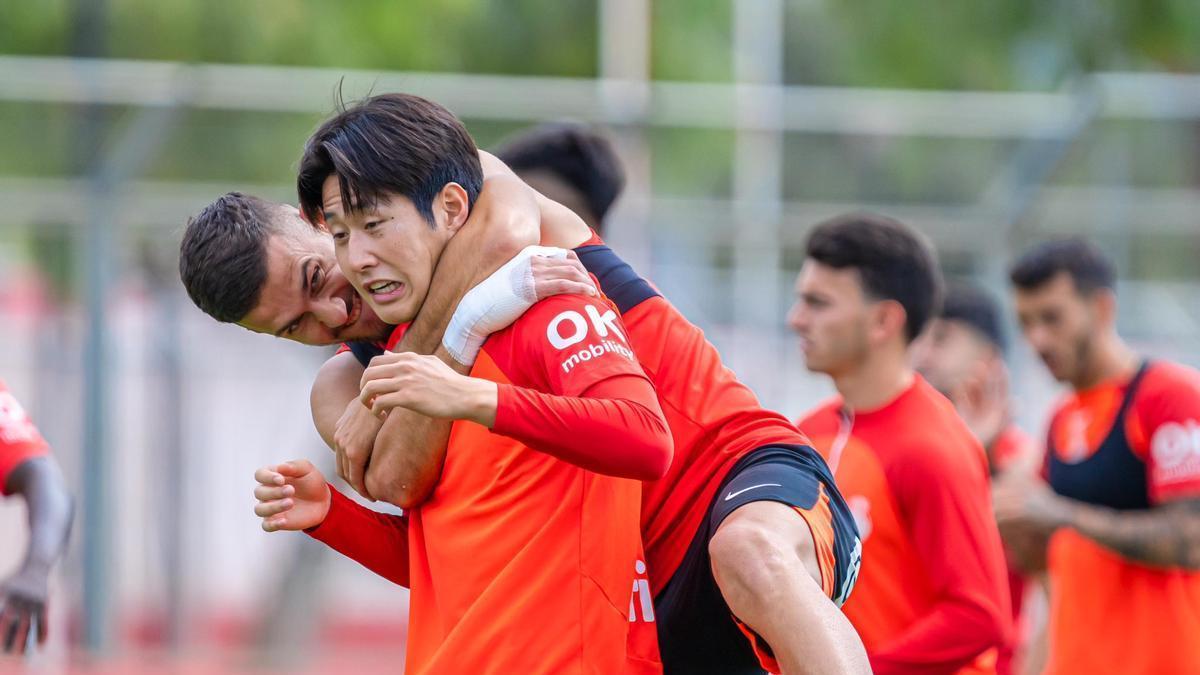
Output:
[495, 122, 625, 234]
[261, 93, 675, 674]
[300, 94, 867, 675]
[994, 238, 1200, 675]
[788, 213, 1012, 674]
[0, 380, 73, 656]
[911, 282, 1041, 675]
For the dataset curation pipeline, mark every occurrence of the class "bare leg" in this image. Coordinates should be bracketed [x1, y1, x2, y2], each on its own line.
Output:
[708, 501, 870, 675]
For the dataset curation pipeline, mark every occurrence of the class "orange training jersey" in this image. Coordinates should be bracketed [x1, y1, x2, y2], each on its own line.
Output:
[799, 376, 1010, 675]
[577, 235, 810, 592]
[403, 293, 648, 675]
[0, 380, 49, 494]
[1042, 360, 1200, 675]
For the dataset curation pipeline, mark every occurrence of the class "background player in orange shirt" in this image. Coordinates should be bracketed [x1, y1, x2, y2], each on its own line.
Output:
[911, 282, 1043, 675]
[994, 238, 1200, 675]
[789, 213, 1012, 674]
[0, 380, 73, 657]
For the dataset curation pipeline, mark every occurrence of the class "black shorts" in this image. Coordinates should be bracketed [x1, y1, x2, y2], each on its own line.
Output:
[654, 445, 862, 674]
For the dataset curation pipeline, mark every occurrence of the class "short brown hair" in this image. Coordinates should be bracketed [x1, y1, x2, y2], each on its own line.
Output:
[179, 192, 278, 323]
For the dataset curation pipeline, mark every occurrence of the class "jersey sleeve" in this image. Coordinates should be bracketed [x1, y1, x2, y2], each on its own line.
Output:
[1136, 364, 1200, 504]
[486, 294, 672, 480]
[305, 486, 410, 587]
[875, 435, 1011, 673]
[0, 385, 50, 496]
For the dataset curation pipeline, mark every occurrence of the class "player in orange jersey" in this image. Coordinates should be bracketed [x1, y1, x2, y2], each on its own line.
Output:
[263, 93, 672, 675]
[995, 238, 1200, 675]
[911, 282, 1042, 675]
[0, 380, 73, 656]
[789, 214, 1012, 675]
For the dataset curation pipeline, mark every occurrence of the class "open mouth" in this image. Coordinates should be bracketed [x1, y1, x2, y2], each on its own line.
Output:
[366, 279, 406, 303]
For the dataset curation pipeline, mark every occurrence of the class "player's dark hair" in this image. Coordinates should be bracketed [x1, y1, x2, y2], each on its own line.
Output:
[941, 282, 1006, 352]
[1009, 237, 1115, 294]
[297, 93, 483, 226]
[178, 192, 277, 323]
[495, 122, 625, 233]
[805, 212, 943, 343]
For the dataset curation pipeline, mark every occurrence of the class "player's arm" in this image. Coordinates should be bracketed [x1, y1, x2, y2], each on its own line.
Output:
[253, 460, 409, 587]
[996, 374, 1200, 570]
[1, 456, 74, 655]
[360, 295, 673, 481]
[870, 445, 1010, 675]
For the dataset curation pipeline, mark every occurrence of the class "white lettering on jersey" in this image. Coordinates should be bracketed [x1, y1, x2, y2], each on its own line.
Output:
[629, 559, 655, 623]
[547, 305, 636, 374]
[835, 536, 863, 607]
[1151, 420, 1200, 483]
[0, 392, 38, 445]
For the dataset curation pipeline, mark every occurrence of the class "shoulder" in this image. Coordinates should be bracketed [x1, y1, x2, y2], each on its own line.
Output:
[796, 397, 843, 430]
[1139, 361, 1200, 400]
[897, 381, 989, 475]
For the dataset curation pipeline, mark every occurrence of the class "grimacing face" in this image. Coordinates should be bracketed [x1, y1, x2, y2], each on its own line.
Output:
[236, 206, 391, 346]
[1013, 271, 1099, 384]
[911, 318, 995, 396]
[787, 260, 873, 377]
[321, 174, 465, 326]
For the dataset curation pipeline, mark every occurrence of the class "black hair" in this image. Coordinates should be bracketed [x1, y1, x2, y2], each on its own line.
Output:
[805, 212, 944, 342]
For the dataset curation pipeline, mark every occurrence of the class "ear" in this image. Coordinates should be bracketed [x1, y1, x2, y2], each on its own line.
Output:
[1091, 288, 1118, 328]
[434, 183, 471, 234]
[870, 299, 909, 347]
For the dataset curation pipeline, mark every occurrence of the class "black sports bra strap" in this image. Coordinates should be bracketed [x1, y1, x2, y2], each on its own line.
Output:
[1114, 360, 1152, 422]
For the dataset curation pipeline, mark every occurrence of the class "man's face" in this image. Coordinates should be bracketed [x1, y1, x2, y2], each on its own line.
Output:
[912, 318, 995, 396]
[1014, 272, 1099, 383]
[321, 175, 456, 325]
[787, 260, 873, 377]
[237, 206, 390, 346]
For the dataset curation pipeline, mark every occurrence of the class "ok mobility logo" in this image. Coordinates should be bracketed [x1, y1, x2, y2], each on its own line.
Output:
[546, 304, 636, 373]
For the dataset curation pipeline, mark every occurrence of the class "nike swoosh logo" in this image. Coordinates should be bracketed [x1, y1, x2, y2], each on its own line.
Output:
[725, 483, 782, 501]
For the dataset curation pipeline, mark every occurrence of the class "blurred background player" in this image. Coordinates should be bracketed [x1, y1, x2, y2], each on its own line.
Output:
[0, 380, 73, 657]
[995, 238, 1200, 675]
[495, 122, 625, 235]
[789, 213, 1011, 675]
[911, 282, 1043, 675]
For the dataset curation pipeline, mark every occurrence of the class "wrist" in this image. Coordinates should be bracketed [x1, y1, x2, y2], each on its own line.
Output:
[461, 378, 499, 427]
[317, 482, 332, 525]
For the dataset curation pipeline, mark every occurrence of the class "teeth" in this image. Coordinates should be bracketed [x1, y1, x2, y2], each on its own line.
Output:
[369, 281, 400, 294]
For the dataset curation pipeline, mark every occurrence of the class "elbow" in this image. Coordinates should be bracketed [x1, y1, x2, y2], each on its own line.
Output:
[365, 462, 432, 511]
[631, 432, 674, 482]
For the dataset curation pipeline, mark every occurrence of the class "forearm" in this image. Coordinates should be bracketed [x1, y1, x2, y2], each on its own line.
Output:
[491, 377, 673, 480]
[311, 351, 364, 449]
[1061, 497, 1200, 569]
[871, 597, 1007, 675]
[401, 175, 539, 355]
[365, 398, 455, 509]
[8, 457, 74, 572]
[306, 485, 410, 587]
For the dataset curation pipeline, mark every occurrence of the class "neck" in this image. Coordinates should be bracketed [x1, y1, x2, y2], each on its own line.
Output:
[833, 344, 915, 412]
[1072, 332, 1139, 391]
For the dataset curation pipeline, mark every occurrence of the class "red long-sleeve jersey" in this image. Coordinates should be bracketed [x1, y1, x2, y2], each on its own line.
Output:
[314, 292, 667, 675]
[799, 376, 1011, 675]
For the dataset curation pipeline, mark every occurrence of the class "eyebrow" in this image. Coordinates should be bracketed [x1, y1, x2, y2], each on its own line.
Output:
[273, 259, 311, 337]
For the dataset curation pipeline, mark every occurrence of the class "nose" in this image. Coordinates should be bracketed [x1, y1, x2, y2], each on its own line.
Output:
[346, 233, 379, 275]
[786, 301, 805, 333]
[312, 293, 349, 329]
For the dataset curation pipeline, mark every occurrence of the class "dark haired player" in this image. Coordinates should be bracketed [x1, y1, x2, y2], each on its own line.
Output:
[495, 122, 625, 234]
[912, 282, 1041, 675]
[789, 214, 1011, 674]
[996, 238, 1200, 675]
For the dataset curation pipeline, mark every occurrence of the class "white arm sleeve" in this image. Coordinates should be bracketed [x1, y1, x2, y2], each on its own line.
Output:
[442, 245, 570, 365]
